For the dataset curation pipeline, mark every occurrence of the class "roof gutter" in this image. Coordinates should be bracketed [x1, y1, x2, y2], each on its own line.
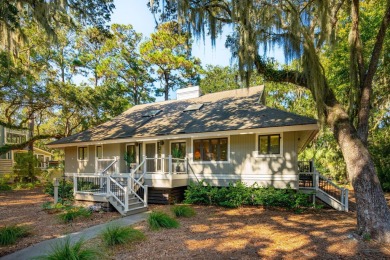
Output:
[47, 123, 319, 149]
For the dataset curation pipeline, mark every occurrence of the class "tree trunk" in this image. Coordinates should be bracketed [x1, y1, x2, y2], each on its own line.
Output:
[27, 113, 35, 181]
[328, 105, 390, 242]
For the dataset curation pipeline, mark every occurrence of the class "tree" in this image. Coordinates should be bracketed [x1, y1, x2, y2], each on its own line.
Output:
[164, 0, 390, 242]
[140, 21, 202, 100]
[0, 0, 114, 50]
[107, 24, 155, 106]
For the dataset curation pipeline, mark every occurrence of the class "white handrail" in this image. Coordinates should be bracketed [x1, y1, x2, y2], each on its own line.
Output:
[108, 176, 127, 208]
[100, 157, 118, 175]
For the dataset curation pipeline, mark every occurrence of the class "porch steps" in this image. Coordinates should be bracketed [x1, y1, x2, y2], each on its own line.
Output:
[108, 194, 148, 216]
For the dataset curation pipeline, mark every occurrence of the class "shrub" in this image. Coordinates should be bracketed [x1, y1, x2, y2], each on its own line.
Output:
[101, 225, 145, 246]
[148, 211, 179, 230]
[185, 181, 313, 209]
[172, 205, 196, 218]
[13, 153, 42, 182]
[44, 180, 74, 201]
[0, 225, 29, 245]
[0, 183, 12, 191]
[58, 207, 92, 223]
[184, 180, 219, 205]
[36, 237, 99, 260]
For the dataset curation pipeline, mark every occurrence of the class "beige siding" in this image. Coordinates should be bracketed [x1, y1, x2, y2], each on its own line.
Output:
[64, 131, 300, 188]
[190, 132, 298, 188]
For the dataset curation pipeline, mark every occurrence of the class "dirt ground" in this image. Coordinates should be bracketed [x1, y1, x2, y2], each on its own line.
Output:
[1, 187, 390, 259]
[106, 204, 390, 260]
[0, 186, 120, 257]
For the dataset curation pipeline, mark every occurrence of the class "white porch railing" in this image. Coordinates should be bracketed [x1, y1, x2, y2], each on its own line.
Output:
[144, 155, 188, 174]
[298, 160, 349, 212]
[96, 157, 119, 174]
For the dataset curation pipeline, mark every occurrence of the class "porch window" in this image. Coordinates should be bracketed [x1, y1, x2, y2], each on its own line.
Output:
[258, 134, 280, 155]
[193, 138, 228, 161]
[78, 147, 88, 160]
[6, 133, 27, 144]
[96, 146, 103, 159]
[171, 142, 186, 159]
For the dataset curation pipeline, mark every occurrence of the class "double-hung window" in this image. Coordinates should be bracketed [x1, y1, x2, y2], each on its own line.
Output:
[258, 134, 281, 155]
[78, 147, 88, 160]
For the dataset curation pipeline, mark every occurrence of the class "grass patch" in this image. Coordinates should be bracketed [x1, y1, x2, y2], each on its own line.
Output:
[0, 225, 29, 245]
[172, 205, 196, 218]
[148, 211, 179, 230]
[101, 225, 145, 246]
[58, 207, 92, 223]
[35, 237, 100, 260]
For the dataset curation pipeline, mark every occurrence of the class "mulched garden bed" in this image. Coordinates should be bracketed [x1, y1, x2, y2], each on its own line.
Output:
[0, 186, 120, 257]
[108, 203, 390, 259]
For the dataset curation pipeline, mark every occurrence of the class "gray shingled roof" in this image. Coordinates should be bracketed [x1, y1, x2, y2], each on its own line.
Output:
[49, 86, 317, 145]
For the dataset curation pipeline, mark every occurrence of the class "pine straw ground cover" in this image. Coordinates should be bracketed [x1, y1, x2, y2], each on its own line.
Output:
[104, 202, 390, 260]
[0, 186, 120, 257]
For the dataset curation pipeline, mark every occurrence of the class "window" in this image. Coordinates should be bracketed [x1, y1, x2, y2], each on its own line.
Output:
[171, 142, 186, 159]
[142, 109, 161, 117]
[78, 147, 88, 160]
[193, 138, 228, 161]
[184, 104, 203, 112]
[6, 133, 27, 144]
[96, 146, 103, 159]
[258, 134, 281, 155]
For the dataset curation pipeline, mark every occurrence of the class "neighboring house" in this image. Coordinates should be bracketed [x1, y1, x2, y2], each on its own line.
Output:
[0, 126, 53, 174]
[47, 85, 350, 215]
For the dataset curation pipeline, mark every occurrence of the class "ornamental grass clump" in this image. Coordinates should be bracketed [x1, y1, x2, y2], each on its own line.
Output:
[36, 237, 99, 260]
[101, 225, 145, 246]
[58, 207, 92, 223]
[172, 205, 196, 218]
[0, 225, 29, 245]
[148, 211, 179, 230]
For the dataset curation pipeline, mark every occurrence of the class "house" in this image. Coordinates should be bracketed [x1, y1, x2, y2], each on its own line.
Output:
[46, 85, 353, 215]
[47, 85, 349, 213]
[0, 126, 53, 174]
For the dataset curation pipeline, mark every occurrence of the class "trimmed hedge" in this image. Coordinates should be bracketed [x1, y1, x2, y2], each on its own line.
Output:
[184, 181, 313, 209]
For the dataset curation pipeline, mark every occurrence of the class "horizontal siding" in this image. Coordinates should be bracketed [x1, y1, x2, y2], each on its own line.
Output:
[0, 159, 13, 174]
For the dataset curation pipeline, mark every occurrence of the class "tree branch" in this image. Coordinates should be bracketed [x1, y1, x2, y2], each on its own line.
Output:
[357, 1, 390, 143]
[0, 134, 61, 156]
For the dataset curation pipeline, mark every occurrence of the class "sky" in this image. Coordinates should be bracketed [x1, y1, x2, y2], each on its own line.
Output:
[111, 0, 233, 67]
[106, 0, 285, 100]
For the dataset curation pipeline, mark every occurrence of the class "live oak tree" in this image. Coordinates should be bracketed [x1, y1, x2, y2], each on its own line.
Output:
[140, 21, 202, 100]
[159, 0, 390, 242]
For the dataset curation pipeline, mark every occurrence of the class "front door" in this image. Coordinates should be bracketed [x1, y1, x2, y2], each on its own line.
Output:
[145, 143, 156, 172]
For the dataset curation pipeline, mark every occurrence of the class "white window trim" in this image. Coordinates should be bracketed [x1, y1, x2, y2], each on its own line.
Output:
[77, 146, 89, 161]
[169, 139, 187, 158]
[126, 143, 140, 164]
[255, 132, 283, 158]
[4, 128, 28, 145]
[95, 145, 103, 159]
[190, 136, 230, 164]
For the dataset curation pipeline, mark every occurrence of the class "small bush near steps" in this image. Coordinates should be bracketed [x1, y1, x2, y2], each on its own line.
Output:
[101, 225, 145, 246]
[172, 205, 196, 218]
[0, 225, 29, 246]
[35, 237, 100, 260]
[148, 211, 179, 230]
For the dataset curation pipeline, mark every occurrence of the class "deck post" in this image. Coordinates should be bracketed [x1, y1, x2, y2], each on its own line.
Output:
[143, 155, 147, 175]
[73, 174, 77, 196]
[125, 188, 129, 212]
[344, 189, 349, 212]
[107, 175, 110, 195]
[168, 155, 172, 175]
[144, 185, 148, 206]
[53, 178, 59, 204]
